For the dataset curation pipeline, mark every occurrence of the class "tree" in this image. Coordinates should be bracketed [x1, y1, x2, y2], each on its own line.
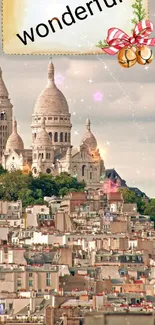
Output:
[0, 170, 86, 207]
[59, 187, 70, 197]
[120, 188, 146, 214]
[144, 199, 155, 217]
[120, 188, 137, 203]
[0, 164, 7, 175]
[0, 170, 30, 201]
[30, 174, 58, 197]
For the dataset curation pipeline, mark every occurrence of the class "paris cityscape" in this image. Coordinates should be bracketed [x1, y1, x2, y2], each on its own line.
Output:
[0, 54, 153, 325]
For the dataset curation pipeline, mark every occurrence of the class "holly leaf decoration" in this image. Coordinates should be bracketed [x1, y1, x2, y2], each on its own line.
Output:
[96, 40, 109, 49]
[131, 0, 146, 26]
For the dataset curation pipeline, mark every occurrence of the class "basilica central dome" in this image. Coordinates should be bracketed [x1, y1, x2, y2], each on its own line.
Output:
[34, 62, 69, 115]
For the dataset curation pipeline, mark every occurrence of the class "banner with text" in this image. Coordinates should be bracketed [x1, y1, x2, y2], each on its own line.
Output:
[2, 0, 149, 55]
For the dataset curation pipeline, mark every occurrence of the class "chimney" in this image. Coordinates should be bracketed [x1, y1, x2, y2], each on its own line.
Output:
[93, 296, 96, 310]
[51, 295, 55, 308]
[62, 315, 67, 325]
[29, 290, 35, 313]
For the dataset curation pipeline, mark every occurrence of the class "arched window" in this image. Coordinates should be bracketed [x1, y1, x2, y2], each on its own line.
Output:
[68, 133, 70, 143]
[65, 133, 67, 142]
[34, 133, 36, 139]
[0, 112, 6, 120]
[82, 165, 86, 177]
[41, 153, 44, 159]
[33, 168, 37, 175]
[60, 132, 63, 142]
[49, 132, 52, 139]
[54, 132, 58, 142]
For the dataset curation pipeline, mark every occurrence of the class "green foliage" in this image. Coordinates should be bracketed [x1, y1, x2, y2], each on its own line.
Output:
[144, 199, 155, 217]
[0, 164, 7, 175]
[96, 40, 109, 49]
[131, 0, 146, 26]
[120, 188, 146, 214]
[120, 188, 137, 203]
[0, 171, 85, 207]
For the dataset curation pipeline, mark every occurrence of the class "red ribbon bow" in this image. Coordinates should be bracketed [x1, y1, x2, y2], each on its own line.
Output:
[102, 20, 155, 55]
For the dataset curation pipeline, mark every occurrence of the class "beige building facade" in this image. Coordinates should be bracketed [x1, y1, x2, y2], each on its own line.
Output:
[0, 265, 59, 293]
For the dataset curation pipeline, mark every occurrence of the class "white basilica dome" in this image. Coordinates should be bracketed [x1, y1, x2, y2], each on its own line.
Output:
[34, 117, 52, 147]
[81, 118, 97, 151]
[34, 62, 69, 115]
[6, 120, 24, 151]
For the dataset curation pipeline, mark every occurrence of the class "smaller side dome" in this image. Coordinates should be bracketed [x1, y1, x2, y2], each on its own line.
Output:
[34, 117, 52, 147]
[6, 120, 24, 151]
[81, 118, 97, 151]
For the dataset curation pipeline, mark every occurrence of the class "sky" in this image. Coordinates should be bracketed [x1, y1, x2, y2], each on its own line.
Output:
[0, 0, 155, 197]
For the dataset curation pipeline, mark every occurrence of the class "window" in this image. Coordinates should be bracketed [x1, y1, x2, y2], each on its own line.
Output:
[29, 280, 33, 287]
[82, 165, 86, 177]
[17, 280, 22, 287]
[42, 153, 44, 159]
[0, 112, 7, 120]
[33, 168, 37, 174]
[60, 117, 63, 121]
[68, 133, 70, 142]
[54, 132, 58, 142]
[65, 133, 67, 142]
[49, 132, 52, 139]
[90, 172, 92, 180]
[46, 153, 50, 159]
[60, 132, 63, 142]
[54, 117, 58, 120]
[29, 273, 33, 277]
[81, 150, 85, 159]
[46, 273, 51, 286]
[9, 304, 13, 311]
[46, 168, 51, 174]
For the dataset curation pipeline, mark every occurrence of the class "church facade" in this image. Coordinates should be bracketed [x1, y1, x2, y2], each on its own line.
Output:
[1, 62, 105, 189]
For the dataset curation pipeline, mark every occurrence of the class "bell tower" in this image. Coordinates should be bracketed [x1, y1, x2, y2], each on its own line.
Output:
[0, 67, 13, 160]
